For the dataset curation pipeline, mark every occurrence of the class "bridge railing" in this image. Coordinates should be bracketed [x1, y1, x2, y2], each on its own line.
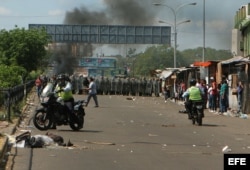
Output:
[0, 80, 35, 122]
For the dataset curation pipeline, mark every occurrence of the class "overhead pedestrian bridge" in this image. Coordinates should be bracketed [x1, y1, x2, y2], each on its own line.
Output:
[29, 24, 171, 45]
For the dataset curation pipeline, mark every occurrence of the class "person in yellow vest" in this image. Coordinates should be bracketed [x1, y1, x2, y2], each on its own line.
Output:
[182, 79, 204, 119]
[53, 74, 74, 128]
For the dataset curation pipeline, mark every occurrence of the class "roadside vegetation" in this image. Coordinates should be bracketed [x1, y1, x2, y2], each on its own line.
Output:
[0, 27, 51, 120]
[0, 26, 50, 87]
[114, 45, 232, 77]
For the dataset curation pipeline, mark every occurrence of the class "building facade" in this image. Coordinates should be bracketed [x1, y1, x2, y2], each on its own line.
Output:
[231, 3, 250, 114]
[233, 3, 250, 57]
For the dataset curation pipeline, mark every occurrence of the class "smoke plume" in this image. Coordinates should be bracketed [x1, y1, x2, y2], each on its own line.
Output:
[51, 44, 75, 75]
[53, 0, 156, 75]
[64, 0, 155, 26]
[64, 6, 110, 25]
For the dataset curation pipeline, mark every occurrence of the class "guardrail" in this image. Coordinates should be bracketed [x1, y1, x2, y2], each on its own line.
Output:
[0, 80, 35, 121]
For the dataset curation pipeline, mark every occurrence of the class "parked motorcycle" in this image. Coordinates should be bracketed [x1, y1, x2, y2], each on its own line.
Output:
[33, 83, 85, 131]
[190, 101, 204, 126]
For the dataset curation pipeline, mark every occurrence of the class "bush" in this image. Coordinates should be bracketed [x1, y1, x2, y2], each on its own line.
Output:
[0, 65, 27, 88]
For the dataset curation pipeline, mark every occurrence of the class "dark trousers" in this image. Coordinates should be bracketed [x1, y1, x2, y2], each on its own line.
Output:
[184, 100, 204, 118]
[220, 95, 227, 113]
[86, 93, 99, 106]
[64, 98, 74, 113]
[184, 101, 192, 119]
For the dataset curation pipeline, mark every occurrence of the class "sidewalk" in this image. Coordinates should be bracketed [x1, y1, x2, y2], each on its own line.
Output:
[0, 89, 37, 165]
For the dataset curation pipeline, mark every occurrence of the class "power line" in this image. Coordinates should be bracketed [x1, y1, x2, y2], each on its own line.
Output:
[180, 30, 232, 36]
[0, 15, 63, 18]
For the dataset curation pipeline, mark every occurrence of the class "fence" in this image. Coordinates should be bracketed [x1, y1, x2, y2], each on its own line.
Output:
[0, 80, 35, 121]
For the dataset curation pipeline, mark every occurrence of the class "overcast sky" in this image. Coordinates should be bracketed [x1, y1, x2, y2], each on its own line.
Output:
[0, 0, 249, 55]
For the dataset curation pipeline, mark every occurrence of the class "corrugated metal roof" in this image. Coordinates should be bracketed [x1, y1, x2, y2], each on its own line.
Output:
[221, 56, 249, 64]
[160, 70, 173, 79]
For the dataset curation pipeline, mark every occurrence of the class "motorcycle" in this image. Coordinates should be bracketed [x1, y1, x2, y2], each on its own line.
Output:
[33, 83, 85, 131]
[190, 101, 204, 126]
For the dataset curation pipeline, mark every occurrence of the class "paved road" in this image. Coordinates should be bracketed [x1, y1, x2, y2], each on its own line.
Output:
[3, 94, 250, 170]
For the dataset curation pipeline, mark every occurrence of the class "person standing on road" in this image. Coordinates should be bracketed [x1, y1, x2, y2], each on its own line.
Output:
[208, 80, 217, 112]
[237, 81, 244, 113]
[35, 75, 43, 99]
[200, 79, 208, 109]
[219, 80, 229, 114]
[86, 77, 99, 107]
[163, 84, 170, 102]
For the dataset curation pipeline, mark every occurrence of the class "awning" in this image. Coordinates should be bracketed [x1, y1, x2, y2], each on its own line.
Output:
[221, 56, 248, 64]
[193, 61, 211, 67]
[160, 70, 173, 79]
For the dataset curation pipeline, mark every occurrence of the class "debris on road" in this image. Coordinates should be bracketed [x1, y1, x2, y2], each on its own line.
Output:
[222, 145, 231, 153]
[162, 124, 175, 127]
[84, 140, 115, 145]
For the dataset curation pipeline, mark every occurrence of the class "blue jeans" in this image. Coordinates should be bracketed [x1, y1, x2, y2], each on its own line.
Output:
[238, 94, 243, 112]
[209, 94, 217, 111]
[220, 95, 227, 113]
[36, 86, 42, 97]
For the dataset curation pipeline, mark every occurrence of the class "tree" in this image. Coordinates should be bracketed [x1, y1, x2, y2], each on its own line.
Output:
[126, 45, 232, 77]
[133, 45, 174, 76]
[0, 27, 50, 72]
[127, 48, 136, 57]
[0, 65, 26, 87]
[181, 47, 232, 66]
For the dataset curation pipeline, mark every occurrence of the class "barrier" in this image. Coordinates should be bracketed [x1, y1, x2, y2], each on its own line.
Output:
[0, 80, 35, 122]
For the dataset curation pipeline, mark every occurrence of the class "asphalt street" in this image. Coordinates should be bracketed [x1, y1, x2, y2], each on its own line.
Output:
[2, 93, 250, 170]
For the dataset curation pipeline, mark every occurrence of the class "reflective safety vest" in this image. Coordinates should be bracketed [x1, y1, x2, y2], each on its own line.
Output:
[188, 86, 202, 101]
[55, 86, 73, 101]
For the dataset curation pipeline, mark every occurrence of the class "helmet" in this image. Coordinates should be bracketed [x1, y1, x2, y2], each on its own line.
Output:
[57, 74, 65, 80]
[190, 79, 197, 86]
[57, 74, 66, 87]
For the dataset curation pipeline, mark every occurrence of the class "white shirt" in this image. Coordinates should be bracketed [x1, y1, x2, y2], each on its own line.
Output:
[89, 81, 97, 94]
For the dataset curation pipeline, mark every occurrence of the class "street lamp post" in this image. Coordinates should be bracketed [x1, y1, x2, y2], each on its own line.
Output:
[154, 2, 197, 68]
[159, 19, 191, 68]
[202, 0, 205, 62]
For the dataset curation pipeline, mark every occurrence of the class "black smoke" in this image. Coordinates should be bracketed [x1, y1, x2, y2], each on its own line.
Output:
[56, 0, 157, 73]
[64, 0, 155, 26]
[51, 44, 74, 75]
[102, 0, 155, 25]
[64, 6, 110, 25]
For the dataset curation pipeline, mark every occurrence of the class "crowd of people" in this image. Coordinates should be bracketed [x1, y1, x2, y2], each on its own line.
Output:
[35, 74, 244, 114]
[183, 77, 244, 115]
[70, 76, 164, 97]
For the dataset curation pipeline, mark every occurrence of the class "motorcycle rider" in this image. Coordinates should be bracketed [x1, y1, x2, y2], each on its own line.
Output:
[182, 79, 204, 119]
[53, 74, 74, 128]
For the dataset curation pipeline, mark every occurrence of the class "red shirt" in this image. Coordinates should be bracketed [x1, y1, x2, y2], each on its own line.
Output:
[35, 78, 42, 87]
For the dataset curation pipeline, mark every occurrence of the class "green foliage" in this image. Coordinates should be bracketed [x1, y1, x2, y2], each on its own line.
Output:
[0, 65, 26, 87]
[133, 45, 175, 76]
[0, 27, 51, 87]
[114, 45, 233, 77]
[181, 47, 232, 66]
[0, 27, 50, 72]
[28, 70, 42, 80]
